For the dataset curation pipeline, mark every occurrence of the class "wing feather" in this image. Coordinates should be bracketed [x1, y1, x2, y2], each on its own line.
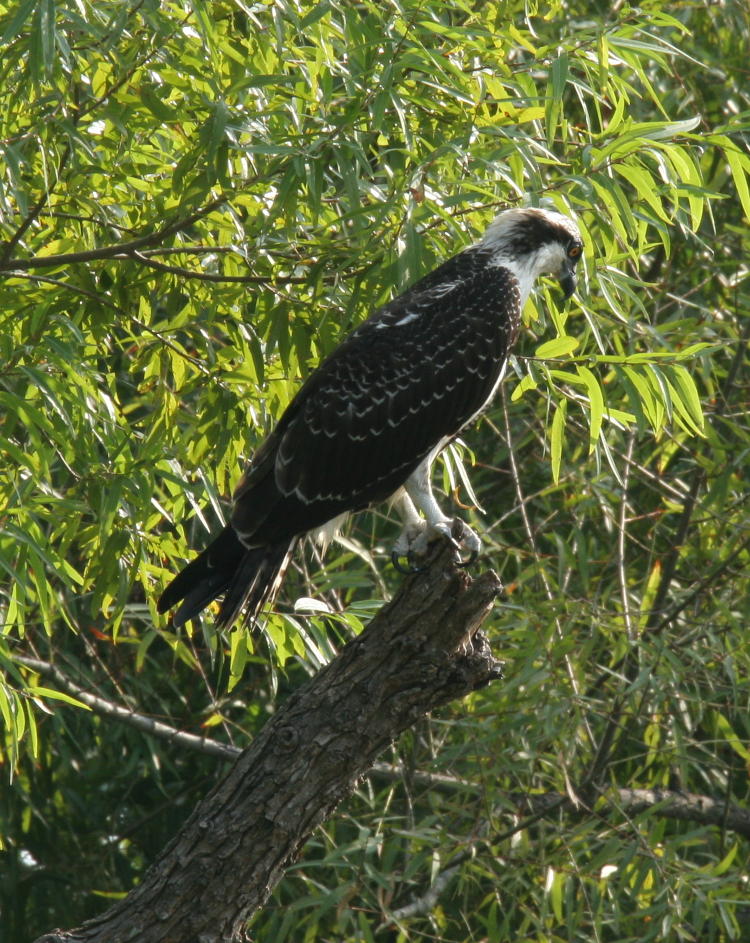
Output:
[233, 249, 521, 544]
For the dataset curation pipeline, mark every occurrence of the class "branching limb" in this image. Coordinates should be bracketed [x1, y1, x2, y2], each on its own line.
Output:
[33, 535, 503, 943]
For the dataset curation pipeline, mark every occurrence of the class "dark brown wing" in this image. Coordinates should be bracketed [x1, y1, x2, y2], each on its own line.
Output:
[232, 248, 521, 545]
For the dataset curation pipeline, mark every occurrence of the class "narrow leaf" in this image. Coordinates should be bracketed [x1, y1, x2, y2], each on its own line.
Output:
[726, 146, 750, 221]
[665, 365, 705, 436]
[29, 687, 92, 711]
[550, 399, 567, 484]
[577, 365, 604, 453]
[511, 373, 538, 402]
[535, 336, 579, 359]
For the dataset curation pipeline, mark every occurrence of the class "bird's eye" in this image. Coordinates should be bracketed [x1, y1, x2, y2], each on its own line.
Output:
[568, 244, 582, 259]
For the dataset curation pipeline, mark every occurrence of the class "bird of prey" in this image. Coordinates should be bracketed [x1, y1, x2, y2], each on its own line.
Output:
[158, 207, 583, 629]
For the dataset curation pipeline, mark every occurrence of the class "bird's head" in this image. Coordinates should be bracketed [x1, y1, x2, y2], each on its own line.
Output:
[480, 207, 583, 304]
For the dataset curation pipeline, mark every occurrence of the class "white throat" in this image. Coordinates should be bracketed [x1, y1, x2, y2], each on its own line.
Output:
[487, 241, 568, 308]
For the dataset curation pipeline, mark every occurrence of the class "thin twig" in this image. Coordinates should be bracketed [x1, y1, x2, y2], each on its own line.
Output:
[128, 250, 308, 284]
[617, 432, 636, 641]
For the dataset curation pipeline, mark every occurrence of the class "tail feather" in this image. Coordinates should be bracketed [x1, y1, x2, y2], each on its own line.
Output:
[158, 525, 293, 629]
[157, 525, 241, 623]
[216, 540, 294, 629]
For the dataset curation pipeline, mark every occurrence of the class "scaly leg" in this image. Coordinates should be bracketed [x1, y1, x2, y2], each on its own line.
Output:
[391, 455, 481, 571]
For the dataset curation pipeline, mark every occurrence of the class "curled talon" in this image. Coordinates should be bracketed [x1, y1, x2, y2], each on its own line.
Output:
[391, 551, 424, 574]
[455, 547, 480, 568]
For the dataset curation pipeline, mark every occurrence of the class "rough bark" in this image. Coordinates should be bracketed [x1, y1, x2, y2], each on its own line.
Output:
[35, 535, 503, 943]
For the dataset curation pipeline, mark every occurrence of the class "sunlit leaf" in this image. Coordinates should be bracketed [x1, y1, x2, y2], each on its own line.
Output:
[535, 336, 580, 359]
[550, 398, 567, 484]
[28, 687, 92, 711]
[577, 365, 605, 453]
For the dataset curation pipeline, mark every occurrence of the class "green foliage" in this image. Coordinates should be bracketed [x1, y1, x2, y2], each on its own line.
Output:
[1, 0, 749, 939]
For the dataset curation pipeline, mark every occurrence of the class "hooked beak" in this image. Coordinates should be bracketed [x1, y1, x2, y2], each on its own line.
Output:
[558, 257, 577, 301]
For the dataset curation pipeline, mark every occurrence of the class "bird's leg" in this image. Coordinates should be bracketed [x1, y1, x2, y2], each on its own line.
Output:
[391, 458, 482, 572]
[406, 462, 483, 565]
[391, 491, 428, 573]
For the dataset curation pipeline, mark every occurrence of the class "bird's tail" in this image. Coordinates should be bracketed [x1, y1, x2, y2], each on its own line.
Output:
[217, 538, 294, 630]
[157, 525, 294, 629]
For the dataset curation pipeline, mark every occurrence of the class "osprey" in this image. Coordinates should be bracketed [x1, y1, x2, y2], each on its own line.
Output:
[158, 207, 583, 628]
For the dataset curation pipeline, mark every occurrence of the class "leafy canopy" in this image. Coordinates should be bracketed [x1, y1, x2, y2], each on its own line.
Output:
[1, 0, 750, 940]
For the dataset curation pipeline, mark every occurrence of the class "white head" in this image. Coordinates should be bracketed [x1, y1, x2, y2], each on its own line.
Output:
[479, 207, 583, 306]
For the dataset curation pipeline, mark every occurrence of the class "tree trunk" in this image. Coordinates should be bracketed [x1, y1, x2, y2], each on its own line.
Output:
[35, 535, 503, 943]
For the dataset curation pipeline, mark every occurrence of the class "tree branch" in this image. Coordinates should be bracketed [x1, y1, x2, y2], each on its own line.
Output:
[33, 535, 503, 943]
[380, 785, 750, 927]
[14, 655, 236, 761]
[508, 787, 750, 840]
[0, 194, 230, 273]
[24, 655, 747, 842]
[25, 554, 750, 943]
